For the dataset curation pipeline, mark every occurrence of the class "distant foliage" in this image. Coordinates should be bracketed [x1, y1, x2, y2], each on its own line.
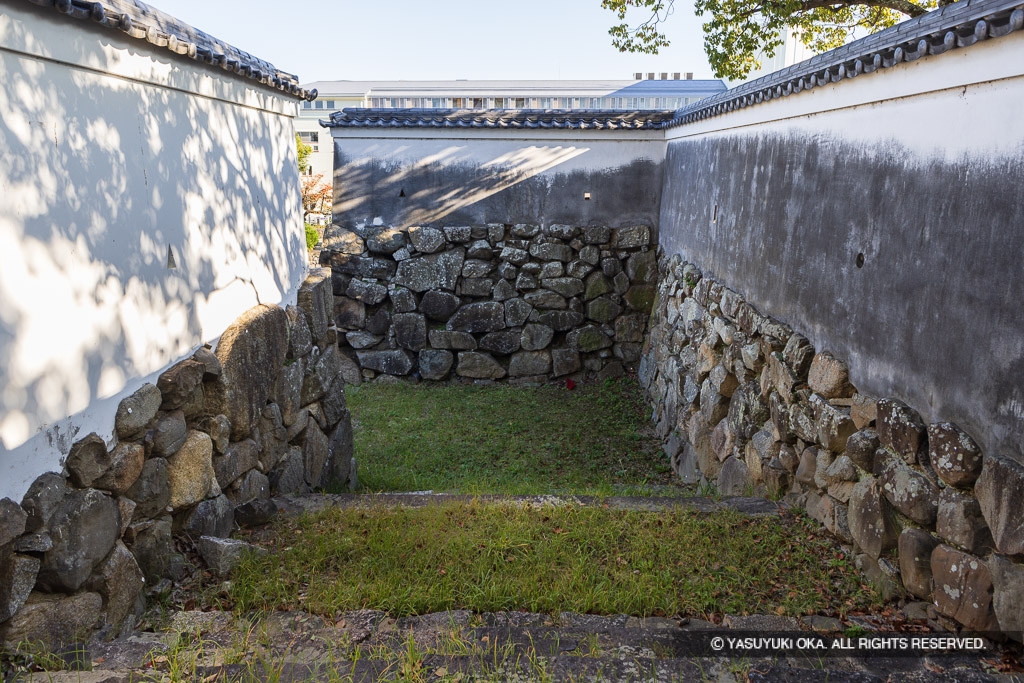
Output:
[305, 223, 320, 251]
[296, 133, 312, 175]
[602, 0, 948, 81]
[301, 173, 332, 221]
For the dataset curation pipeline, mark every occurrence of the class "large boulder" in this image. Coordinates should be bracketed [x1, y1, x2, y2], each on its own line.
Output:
[408, 226, 445, 253]
[95, 443, 145, 496]
[875, 449, 939, 526]
[807, 353, 853, 399]
[393, 313, 428, 351]
[208, 304, 289, 441]
[175, 494, 234, 540]
[976, 455, 1024, 555]
[509, 350, 552, 377]
[157, 359, 206, 410]
[364, 226, 408, 254]
[936, 488, 993, 555]
[420, 290, 461, 321]
[302, 422, 330, 488]
[37, 489, 120, 592]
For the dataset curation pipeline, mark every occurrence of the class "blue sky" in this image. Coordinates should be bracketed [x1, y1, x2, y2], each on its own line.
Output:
[150, 0, 715, 84]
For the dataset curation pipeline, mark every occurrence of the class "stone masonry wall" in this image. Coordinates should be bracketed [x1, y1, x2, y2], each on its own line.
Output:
[0, 270, 356, 649]
[320, 223, 658, 383]
[641, 254, 1024, 638]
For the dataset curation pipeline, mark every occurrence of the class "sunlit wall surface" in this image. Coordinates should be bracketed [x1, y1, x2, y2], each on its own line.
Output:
[0, 4, 308, 500]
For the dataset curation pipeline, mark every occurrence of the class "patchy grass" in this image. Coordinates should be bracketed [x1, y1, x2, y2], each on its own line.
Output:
[346, 378, 674, 495]
[226, 503, 880, 620]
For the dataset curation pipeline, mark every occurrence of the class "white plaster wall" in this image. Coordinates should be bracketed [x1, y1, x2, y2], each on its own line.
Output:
[0, 4, 308, 501]
[330, 128, 665, 227]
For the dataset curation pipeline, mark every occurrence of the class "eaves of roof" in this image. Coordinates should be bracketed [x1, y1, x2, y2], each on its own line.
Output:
[320, 109, 676, 130]
[665, 0, 1024, 128]
[17, 0, 316, 101]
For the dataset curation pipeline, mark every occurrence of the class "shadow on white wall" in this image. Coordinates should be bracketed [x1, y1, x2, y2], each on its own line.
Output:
[0, 18, 306, 498]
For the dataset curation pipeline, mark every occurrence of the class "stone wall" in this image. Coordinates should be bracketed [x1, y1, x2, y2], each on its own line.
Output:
[641, 255, 1024, 637]
[0, 271, 356, 649]
[319, 222, 658, 383]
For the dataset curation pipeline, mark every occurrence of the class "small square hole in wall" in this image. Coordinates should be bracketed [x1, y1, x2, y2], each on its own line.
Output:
[584, 192, 591, 201]
[712, 204, 718, 223]
[166, 245, 177, 269]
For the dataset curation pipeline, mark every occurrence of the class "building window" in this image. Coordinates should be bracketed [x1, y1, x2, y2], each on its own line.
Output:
[472, 98, 483, 108]
[298, 132, 319, 143]
[302, 101, 311, 109]
[314, 100, 324, 109]
[494, 98, 505, 108]
[514, 97, 525, 108]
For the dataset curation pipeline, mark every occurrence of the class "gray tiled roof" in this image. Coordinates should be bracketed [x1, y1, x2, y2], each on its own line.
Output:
[302, 79, 727, 99]
[19, 0, 315, 100]
[321, 109, 676, 130]
[666, 0, 1024, 127]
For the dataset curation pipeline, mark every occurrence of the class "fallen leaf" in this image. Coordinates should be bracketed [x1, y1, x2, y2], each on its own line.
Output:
[435, 667, 448, 677]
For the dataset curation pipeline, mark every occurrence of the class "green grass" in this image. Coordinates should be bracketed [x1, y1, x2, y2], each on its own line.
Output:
[346, 378, 675, 495]
[305, 223, 321, 250]
[227, 503, 880, 620]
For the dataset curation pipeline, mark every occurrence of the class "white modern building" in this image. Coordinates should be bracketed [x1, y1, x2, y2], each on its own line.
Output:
[295, 77, 728, 179]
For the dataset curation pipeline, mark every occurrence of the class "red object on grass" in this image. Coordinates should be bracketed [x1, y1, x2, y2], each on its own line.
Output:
[565, 378, 576, 390]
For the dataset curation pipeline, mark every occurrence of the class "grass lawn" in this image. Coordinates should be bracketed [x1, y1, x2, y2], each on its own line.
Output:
[228, 502, 880, 620]
[345, 378, 675, 496]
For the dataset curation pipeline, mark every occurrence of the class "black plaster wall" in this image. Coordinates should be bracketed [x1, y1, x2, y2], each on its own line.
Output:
[658, 133, 1024, 463]
[332, 144, 663, 230]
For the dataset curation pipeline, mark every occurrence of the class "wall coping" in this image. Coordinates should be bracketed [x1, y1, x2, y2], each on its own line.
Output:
[17, 0, 315, 100]
[320, 108, 676, 130]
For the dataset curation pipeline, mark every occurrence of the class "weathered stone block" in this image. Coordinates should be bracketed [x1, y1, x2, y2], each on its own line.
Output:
[66, 433, 111, 489]
[358, 349, 415, 376]
[718, 456, 751, 496]
[937, 488, 993, 555]
[286, 304, 313, 360]
[976, 455, 1024, 555]
[214, 439, 258, 489]
[227, 469, 270, 506]
[115, 383, 162, 439]
[269, 448, 306, 496]
[899, 528, 939, 600]
[551, 349, 581, 377]
[125, 458, 170, 520]
[931, 544, 998, 631]
[394, 248, 465, 292]
[334, 296, 366, 329]
[877, 398, 926, 465]
[298, 269, 334, 342]
[524, 289, 567, 310]
[152, 410, 187, 458]
[166, 431, 215, 510]
[846, 429, 880, 472]
[585, 297, 623, 324]
[427, 330, 477, 350]
[0, 591, 103, 650]
[198, 537, 267, 578]
[448, 302, 506, 333]
[509, 350, 552, 377]
[875, 449, 939, 526]
[990, 554, 1024, 640]
[529, 242, 573, 262]
[624, 285, 655, 312]
[611, 225, 650, 249]
[537, 310, 583, 332]
[37, 489, 119, 592]
[302, 422, 330, 488]
[521, 324, 554, 351]
[480, 329, 522, 355]
[176, 494, 234, 540]
[567, 325, 612, 352]
[418, 290, 460, 321]
[207, 304, 289, 441]
[408, 226, 445, 253]
[346, 278, 388, 306]
[503, 298, 533, 328]
[158, 359, 205, 410]
[848, 479, 899, 559]
[419, 349, 454, 380]
[393, 313, 428, 351]
[456, 352, 506, 379]
[95, 442, 145, 496]
[928, 422, 983, 487]
[807, 353, 852, 398]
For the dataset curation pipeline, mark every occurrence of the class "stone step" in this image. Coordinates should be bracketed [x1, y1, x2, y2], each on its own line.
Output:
[270, 491, 783, 519]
